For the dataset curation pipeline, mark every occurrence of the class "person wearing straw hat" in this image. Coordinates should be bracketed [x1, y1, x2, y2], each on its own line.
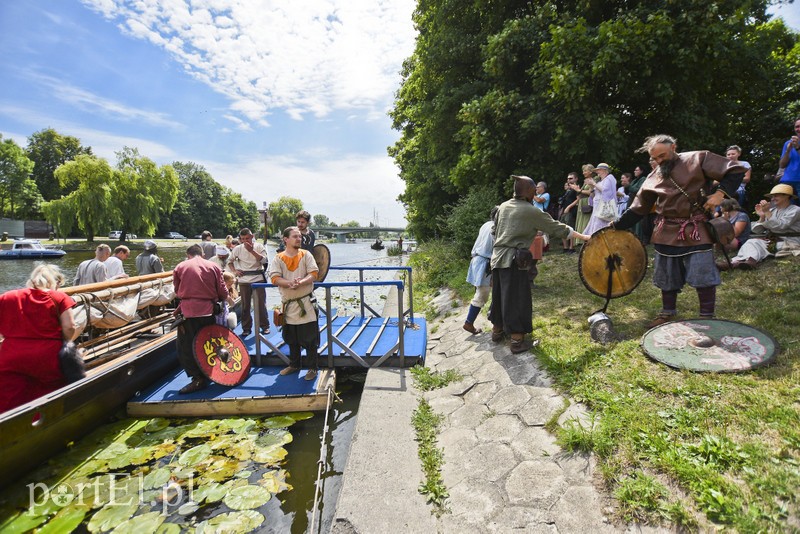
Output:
[718, 184, 800, 270]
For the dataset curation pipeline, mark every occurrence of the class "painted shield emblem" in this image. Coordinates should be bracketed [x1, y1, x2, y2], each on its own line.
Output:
[193, 324, 251, 386]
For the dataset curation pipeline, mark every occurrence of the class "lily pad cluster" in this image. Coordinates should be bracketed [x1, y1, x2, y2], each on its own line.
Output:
[0, 412, 313, 533]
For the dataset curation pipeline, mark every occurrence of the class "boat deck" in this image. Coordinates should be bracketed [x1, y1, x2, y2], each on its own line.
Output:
[127, 366, 335, 417]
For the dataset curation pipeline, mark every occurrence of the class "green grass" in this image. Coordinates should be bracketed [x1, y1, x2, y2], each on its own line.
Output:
[411, 398, 449, 515]
[410, 365, 463, 391]
[409, 240, 800, 530]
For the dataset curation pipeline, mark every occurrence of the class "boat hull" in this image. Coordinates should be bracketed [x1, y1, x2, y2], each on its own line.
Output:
[0, 332, 178, 489]
[0, 251, 66, 259]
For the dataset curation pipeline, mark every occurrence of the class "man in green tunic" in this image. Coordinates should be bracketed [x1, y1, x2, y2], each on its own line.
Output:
[489, 176, 590, 353]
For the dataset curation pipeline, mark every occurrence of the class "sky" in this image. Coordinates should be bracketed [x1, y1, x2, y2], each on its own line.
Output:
[1, 2, 798, 229]
[0, 0, 417, 228]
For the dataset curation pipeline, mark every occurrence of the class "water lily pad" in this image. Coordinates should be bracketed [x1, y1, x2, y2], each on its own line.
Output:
[107, 446, 152, 469]
[74, 459, 110, 478]
[197, 456, 240, 483]
[149, 442, 177, 461]
[221, 441, 254, 461]
[0, 511, 47, 534]
[256, 430, 292, 448]
[195, 510, 264, 534]
[262, 415, 296, 429]
[252, 445, 288, 465]
[37, 504, 88, 534]
[258, 469, 292, 494]
[221, 418, 258, 434]
[177, 501, 200, 516]
[223, 484, 271, 510]
[196, 481, 229, 504]
[289, 411, 314, 421]
[87, 501, 138, 533]
[178, 444, 212, 466]
[180, 419, 223, 439]
[96, 442, 130, 460]
[111, 511, 165, 534]
[144, 418, 170, 433]
[234, 470, 253, 479]
[155, 522, 181, 534]
[143, 467, 172, 490]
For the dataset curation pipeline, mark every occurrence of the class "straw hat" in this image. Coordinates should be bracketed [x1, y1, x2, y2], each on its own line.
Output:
[766, 184, 798, 199]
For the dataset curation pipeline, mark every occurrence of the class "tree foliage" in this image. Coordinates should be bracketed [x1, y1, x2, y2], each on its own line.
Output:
[113, 147, 179, 241]
[0, 135, 36, 218]
[26, 128, 92, 201]
[267, 197, 304, 236]
[312, 213, 330, 227]
[391, 0, 800, 243]
[50, 154, 116, 241]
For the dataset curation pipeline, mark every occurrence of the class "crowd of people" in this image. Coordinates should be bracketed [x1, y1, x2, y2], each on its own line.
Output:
[464, 128, 800, 347]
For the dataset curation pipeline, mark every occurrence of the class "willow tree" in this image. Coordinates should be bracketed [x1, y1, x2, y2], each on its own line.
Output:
[52, 154, 116, 242]
[0, 136, 35, 218]
[41, 197, 76, 242]
[114, 147, 179, 241]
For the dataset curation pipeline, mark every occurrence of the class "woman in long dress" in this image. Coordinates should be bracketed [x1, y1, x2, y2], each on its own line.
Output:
[574, 164, 596, 245]
[583, 162, 618, 235]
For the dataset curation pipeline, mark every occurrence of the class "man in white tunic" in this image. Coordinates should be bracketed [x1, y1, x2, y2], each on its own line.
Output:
[229, 228, 270, 337]
[268, 226, 320, 381]
[105, 245, 130, 280]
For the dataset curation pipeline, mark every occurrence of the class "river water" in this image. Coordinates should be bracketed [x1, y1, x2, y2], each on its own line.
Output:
[0, 240, 410, 533]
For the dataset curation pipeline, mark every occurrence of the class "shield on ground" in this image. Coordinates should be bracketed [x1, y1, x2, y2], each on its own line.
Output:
[579, 227, 647, 299]
[193, 324, 251, 386]
[641, 319, 779, 373]
[313, 244, 331, 282]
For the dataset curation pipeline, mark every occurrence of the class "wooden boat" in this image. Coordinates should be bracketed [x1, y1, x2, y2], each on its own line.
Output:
[0, 272, 179, 487]
[0, 239, 66, 259]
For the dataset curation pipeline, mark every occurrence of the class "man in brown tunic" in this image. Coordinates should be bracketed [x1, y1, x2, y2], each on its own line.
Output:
[613, 135, 746, 327]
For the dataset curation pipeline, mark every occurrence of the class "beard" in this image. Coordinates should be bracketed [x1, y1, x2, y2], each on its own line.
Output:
[659, 156, 676, 178]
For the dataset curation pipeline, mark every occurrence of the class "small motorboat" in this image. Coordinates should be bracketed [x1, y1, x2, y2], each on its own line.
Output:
[0, 239, 66, 259]
[370, 239, 384, 250]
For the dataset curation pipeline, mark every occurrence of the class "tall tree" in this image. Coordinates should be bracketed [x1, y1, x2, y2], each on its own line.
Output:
[0, 136, 35, 218]
[391, 0, 800, 241]
[312, 214, 330, 227]
[164, 162, 227, 237]
[113, 147, 179, 241]
[41, 197, 77, 242]
[26, 128, 92, 201]
[50, 154, 116, 242]
[222, 188, 260, 236]
[267, 197, 304, 236]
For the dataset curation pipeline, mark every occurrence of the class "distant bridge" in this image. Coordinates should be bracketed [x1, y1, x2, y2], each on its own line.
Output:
[312, 226, 406, 242]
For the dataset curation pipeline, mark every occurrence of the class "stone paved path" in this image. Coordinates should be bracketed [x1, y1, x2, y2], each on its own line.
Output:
[422, 290, 627, 533]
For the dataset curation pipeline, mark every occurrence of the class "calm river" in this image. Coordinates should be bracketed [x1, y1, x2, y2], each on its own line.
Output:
[0, 240, 410, 533]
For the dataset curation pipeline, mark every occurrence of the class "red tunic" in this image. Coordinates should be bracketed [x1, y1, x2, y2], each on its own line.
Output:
[0, 288, 76, 413]
[173, 256, 229, 318]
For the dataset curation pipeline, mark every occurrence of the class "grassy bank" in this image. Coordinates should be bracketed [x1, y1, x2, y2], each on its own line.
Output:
[409, 240, 800, 530]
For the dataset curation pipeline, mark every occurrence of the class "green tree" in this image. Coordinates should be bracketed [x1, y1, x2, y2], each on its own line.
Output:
[391, 0, 800, 242]
[113, 147, 179, 241]
[41, 197, 77, 242]
[26, 128, 92, 201]
[268, 197, 304, 236]
[312, 214, 330, 227]
[222, 188, 260, 236]
[165, 162, 227, 237]
[0, 136, 35, 218]
[50, 154, 116, 241]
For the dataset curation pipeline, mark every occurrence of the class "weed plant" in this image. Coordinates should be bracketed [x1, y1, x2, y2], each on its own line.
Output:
[410, 240, 800, 530]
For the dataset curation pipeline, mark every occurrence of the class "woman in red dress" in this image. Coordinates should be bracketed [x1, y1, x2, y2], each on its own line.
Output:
[0, 264, 77, 413]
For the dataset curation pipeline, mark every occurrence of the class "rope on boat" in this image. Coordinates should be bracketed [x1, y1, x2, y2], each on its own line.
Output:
[309, 380, 340, 533]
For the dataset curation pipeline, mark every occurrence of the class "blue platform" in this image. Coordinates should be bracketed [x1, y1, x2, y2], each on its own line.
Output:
[127, 365, 335, 417]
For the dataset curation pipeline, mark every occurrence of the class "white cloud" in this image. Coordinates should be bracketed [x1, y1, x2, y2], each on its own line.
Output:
[80, 0, 417, 127]
[200, 152, 407, 227]
[26, 72, 184, 129]
[0, 104, 176, 161]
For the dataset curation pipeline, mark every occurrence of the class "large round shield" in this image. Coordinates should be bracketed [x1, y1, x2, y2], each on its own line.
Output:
[193, 324, 251, 386]
[313, 244, 331, 282]
[641, 319, 779, 373]
[579, 227, 647, 299]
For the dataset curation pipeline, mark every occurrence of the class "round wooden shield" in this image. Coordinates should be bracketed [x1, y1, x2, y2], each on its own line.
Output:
[641, 319, 779, 373]
[579, 227, 647, 299]
[313, 244, 331, 282]
[193, 324, 251, 386]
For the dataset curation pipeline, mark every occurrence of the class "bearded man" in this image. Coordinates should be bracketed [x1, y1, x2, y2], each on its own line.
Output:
[613, 135, 746, 327]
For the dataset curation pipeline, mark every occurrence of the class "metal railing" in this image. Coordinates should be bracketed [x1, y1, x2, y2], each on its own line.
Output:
[251, 266, 415, 368]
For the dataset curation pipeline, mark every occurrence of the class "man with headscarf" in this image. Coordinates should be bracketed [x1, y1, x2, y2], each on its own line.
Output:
[613, 134, 746, 327]
[490, 176, 590, 353]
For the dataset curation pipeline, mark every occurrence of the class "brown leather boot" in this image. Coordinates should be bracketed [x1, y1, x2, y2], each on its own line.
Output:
[647, 313, 677, 329]
[463, 322, 478, 334]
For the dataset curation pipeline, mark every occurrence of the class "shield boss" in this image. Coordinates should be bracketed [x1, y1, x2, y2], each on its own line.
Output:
[193, 324, 251, 386]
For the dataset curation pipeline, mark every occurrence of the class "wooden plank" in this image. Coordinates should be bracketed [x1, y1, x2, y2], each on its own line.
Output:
[127, 394, 328, 417]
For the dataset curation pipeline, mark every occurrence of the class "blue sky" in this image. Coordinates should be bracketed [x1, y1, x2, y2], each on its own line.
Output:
[1, 2, 798, 228]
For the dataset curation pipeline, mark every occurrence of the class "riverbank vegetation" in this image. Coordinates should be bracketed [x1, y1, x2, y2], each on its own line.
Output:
[390, 0, 800, 241]
[409, 241, 800, 530]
